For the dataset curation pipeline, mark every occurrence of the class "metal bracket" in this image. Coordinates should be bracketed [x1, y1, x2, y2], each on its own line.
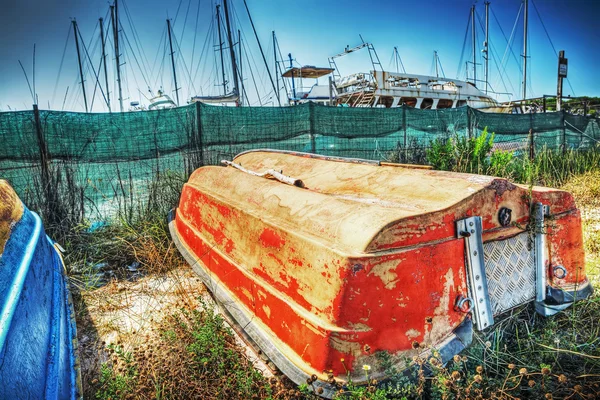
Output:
[456, 216, 494, 330]
[532, 202, 547, 304]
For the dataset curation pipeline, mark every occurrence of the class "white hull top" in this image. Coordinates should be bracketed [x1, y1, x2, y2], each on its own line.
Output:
[334, 70, 503, 111]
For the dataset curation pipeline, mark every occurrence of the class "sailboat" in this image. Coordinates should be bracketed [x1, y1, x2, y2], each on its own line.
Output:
[190, 0, 240, 106]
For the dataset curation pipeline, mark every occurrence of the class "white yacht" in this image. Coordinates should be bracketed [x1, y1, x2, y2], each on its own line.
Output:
[148, 90, 177, 110]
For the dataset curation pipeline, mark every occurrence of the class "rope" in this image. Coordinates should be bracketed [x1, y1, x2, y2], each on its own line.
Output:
[492, 4, 522, 96]
[77, 26, 109, 111]
[564, 120, 600, 144]
[120, 27, 152, 92]
[121, 0, 153, 86]
[531, 0, 576, 96]
[51, 25, 72, 108]
[456, 11, 471, 79]
[475, 9, 513, 96]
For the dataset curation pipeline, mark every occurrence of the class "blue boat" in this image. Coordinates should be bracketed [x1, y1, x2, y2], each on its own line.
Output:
[0, 180, 81, 399]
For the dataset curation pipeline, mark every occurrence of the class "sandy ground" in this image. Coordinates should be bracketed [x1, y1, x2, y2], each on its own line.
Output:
[74, 264, 274, 398]
[75, 266, 206, 397]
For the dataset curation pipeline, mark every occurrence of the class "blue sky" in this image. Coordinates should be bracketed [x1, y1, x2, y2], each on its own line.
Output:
[1, 0, 598, 112]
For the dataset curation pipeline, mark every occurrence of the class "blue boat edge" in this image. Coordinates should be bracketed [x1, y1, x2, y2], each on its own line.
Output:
[0, 196, 82, 399]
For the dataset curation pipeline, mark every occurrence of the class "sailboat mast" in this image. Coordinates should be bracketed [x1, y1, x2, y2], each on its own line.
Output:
[166, 19, 180, 106]
[471, 5, 476, 86]
[222, 0, 239, 102]
[484, 1, 490, 94]
[522, 0, 528, 100]
[242, 0, 280, 106]
[273, 31, 279, 104]
[216, 5, 227, 96]
[99, 17, 111, 112]
[239, 29, 245, 106]
[111, 2, 124, 112]
[72, 20, 88, 113]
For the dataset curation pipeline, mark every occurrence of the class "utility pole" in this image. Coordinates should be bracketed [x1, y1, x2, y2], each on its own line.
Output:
[484, 1, 490, 94]
[273, 31, 279, 104]
[216, 5, 227, 95]
[289, 53, 296, 105]
[72, 20, 88, 113]
[166, 19, 180, 106]
[471, 4, 476, 86]
[99, 17, 111, 112]
[222, 0, 239, 104]
[522, 0, 528, 100]
[557, 50, 567, 111]
[111, 1, 124, 112]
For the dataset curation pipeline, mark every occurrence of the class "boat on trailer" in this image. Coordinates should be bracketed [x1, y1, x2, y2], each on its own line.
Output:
[169, 150, 592, 397]
[0, 180, 81, 399]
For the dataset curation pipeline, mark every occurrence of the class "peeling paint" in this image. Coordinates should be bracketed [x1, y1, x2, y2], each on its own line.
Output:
[405, 329, 421, 339]
[263, 305, 271, 318]
[173, 150, 589, 387]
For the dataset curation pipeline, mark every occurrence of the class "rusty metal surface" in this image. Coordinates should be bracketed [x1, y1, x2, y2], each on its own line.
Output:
[0, 180, 24, 255]
[173, 150, 589, 388]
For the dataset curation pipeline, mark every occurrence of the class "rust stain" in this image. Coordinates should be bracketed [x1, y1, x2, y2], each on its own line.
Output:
[488, 178, 516, 196]
[423, 268, 455, 346]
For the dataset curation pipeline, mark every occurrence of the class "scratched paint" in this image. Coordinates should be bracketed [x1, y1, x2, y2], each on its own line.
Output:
[173, 150, 590, 387]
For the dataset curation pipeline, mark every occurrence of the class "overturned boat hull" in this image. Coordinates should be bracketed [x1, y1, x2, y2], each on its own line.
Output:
[0, 181, 81, 399]
[170, 150, 592, 396]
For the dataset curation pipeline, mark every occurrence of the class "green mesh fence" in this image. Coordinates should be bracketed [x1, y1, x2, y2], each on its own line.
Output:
[1, 103, 599, 222]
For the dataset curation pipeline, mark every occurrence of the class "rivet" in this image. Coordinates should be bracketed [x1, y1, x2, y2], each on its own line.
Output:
[470, 229, 475, 234]
[473, 251, 478, 256]
[476, 275, 480, 280]
[478, 285, 482, 290]
[479, 298, 483, 303]
[469, 222, 474, 226]
[482, 311, 486, 315]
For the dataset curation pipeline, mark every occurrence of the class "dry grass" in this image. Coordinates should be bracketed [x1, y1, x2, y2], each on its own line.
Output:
[563, 170, 600, 287]
[75, 266, 206, 398]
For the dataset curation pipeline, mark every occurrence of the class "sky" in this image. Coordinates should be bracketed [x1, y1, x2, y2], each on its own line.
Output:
[1, 0, 599, 112]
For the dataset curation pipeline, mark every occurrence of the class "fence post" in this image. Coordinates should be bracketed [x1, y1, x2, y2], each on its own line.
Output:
[402, 105, 408, 162]
[561, 110, 566, 154]
[195, 101, 204, 167]
[528, 129, 535, 160]
[467, 106, 473, 139]
[32, 104, 54, 222]
[309, 102, 316, 154]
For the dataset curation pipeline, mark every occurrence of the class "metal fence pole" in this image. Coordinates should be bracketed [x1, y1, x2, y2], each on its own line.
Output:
[309, 102, 316, 154]
[561, 111, 567, 154]
[195, 101, 205, 167]
[402, 105, 408, 162]
[467, 106, 473, 139]
[528, 129, 535, 160]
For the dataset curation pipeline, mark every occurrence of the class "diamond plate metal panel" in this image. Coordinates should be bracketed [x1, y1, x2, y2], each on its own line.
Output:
[483, 233, 536, 315]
